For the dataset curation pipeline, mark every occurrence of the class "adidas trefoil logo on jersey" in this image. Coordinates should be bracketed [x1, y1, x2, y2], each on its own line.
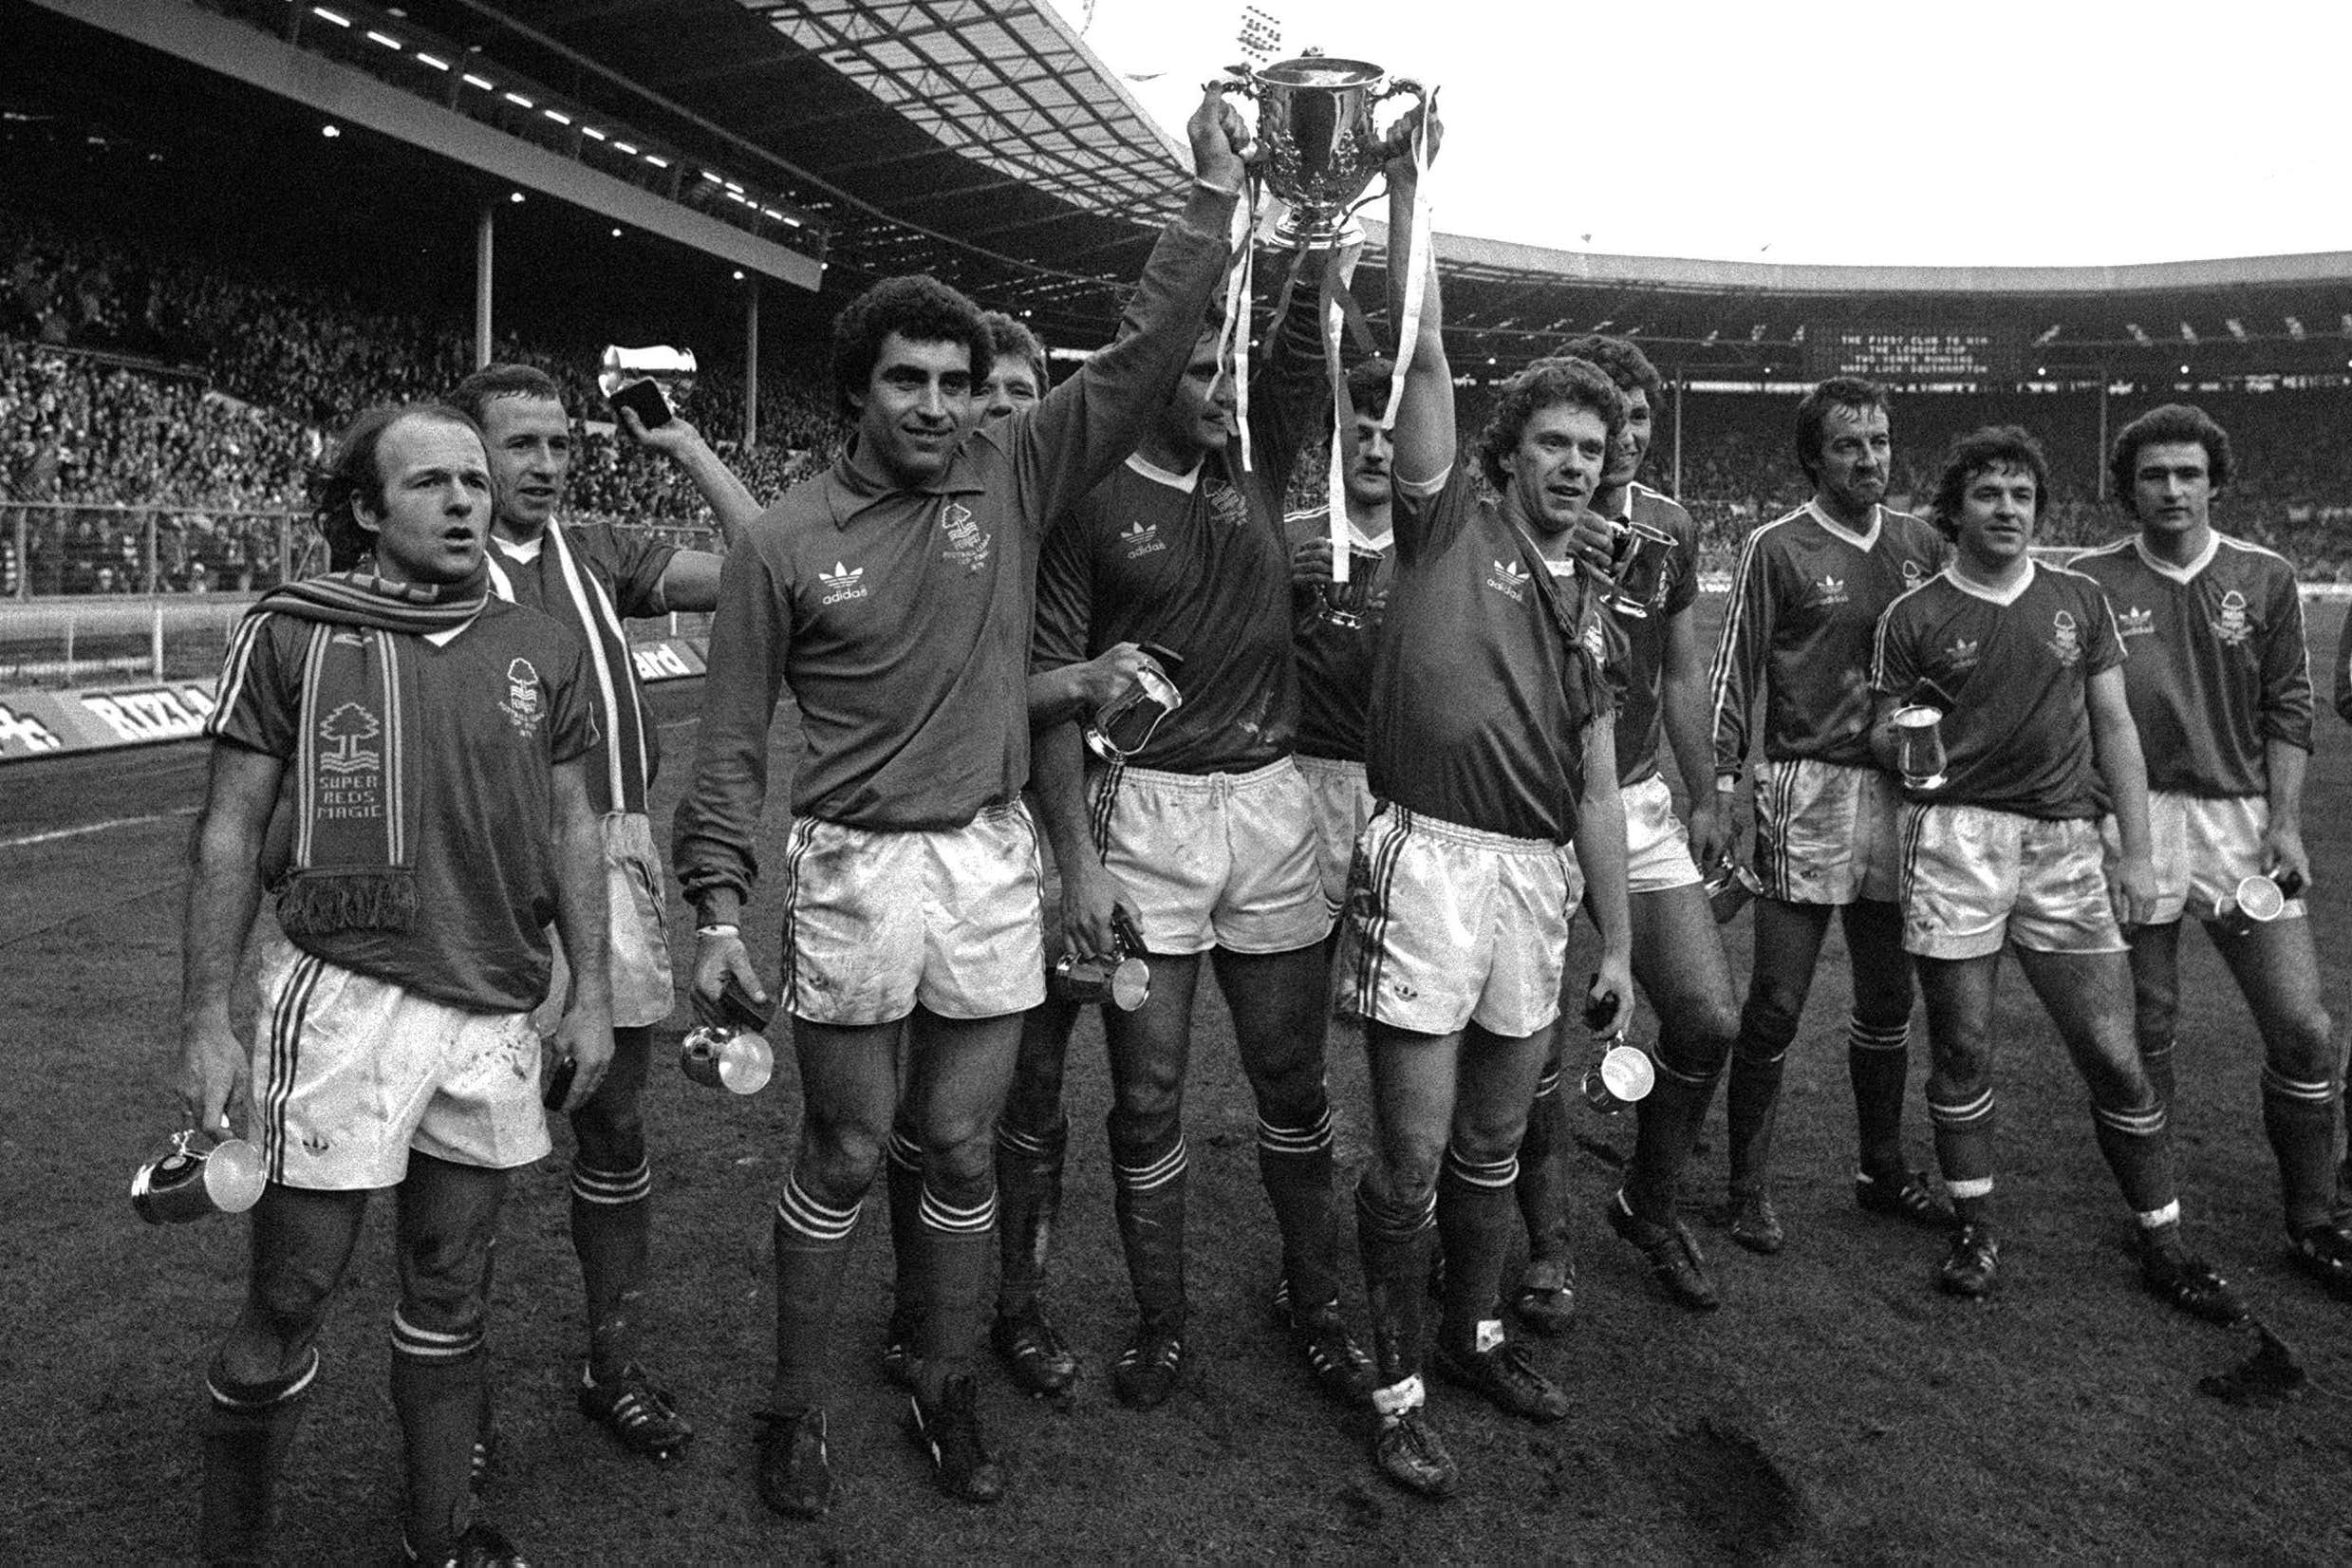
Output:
[1485, 559, 1530, 603]
[2118, 605, 2156, 639]
[1942, 637, 1982, 672]
[1810, 574, 1849, 607]
[2048, 609, 2081, 667]
[819, 561, 868, 605]
[2211, 588, 2250, 647]
[1119, 518, 1167, 559]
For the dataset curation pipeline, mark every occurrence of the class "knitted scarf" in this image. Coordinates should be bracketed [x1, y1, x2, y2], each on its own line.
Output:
[484, 520, 646, 813]
[239, 569, 486, 936]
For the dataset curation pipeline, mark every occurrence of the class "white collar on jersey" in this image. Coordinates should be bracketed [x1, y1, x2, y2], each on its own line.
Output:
[2133, 530, 2220, 585]
[1126, 451, 1203, 494]
[491, 532, 546, 564]
[1345, 513, 1394, 552]
[1942, 558, 2037, 607]
[1804, 497, 1880, 551]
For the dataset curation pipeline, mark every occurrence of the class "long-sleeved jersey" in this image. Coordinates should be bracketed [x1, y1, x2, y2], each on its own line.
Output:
[1710, 500, 1946, 778]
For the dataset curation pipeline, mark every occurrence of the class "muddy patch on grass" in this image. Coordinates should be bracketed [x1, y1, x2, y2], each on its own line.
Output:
[1655, 1418, 1807, 1561]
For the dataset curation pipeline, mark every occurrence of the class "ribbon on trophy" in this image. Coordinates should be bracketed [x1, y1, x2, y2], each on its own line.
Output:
[1213, 55, 1430, 588]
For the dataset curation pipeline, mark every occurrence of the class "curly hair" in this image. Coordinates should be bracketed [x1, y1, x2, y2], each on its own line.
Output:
[1793, 376, 1891, 485]
[2108, 402, 2234, 505]
[980, 310, 1050, 396]
[1928, 424, 2049, 539]
[1345, 358, 1395, 420]
[1475, 356, 1627, 495]
[831, 274, 993, 420]
[1554, 334, 1664, 406]
[312, 403, 485, 570]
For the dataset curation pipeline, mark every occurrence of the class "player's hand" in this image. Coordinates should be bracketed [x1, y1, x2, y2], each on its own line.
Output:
[2263, 822, 2311, 900]
[1188, 85, 1253, 187]
[1384, 102, 1443, 174]
[1691, 786, 1741, 870]
[1291, 537, 1335, 586]
[174, 1011, 249, 1138]
[1063, 861, 1140, 960]
[1076, 643, 1162, 714]
[2113, 851, 2161, 930]
[693, 927, 768, 1015]
[616, 404, 702, 457]
[546, 1002, 615, 1114]
[1568, 510, 1616, 573]
[1586, 956, 1634, 1040]
[1687, 795, 1730, 873]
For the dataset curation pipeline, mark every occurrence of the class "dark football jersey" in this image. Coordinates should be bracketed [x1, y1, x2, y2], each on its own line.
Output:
[2071, 532, 2312, 798]
[1712, 501, 1946, 777]
[1603, 482, 1702, 787]
[1870, 562, 2125, 820]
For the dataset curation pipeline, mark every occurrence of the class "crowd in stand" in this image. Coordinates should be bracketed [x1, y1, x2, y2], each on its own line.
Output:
[8, 201, 2352, 594]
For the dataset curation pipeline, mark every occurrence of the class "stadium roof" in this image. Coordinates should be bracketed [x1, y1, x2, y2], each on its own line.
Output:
[55, 0, 2352, 382]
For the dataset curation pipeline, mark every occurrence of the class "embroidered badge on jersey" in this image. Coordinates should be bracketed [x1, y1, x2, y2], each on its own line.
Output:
[1899, 559, 1925, 588]
[2048, 609, 2081, 667]
[1485, 558, 1530, 603]
[1118, 518, 1167, 559]
[2211, 588, 2250, 647]
[2117, 605, 2156, 639]
[1204, 479, 1249, 529]
[940, 500, 991, 575]
[501, 657, 544, 737]
[819, 561, 868, 605]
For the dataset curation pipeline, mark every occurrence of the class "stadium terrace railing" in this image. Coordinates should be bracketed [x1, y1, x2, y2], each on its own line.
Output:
[0, 503, 716, 690]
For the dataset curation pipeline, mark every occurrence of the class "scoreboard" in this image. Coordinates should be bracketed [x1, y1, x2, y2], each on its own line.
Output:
[1802, 325, 2024, 383]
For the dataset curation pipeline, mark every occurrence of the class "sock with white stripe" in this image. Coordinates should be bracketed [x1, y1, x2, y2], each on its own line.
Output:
[390, 1311, 486, 1563]
[770, 1172, 864, 1414]
[1928, 1086, 1998, 1225]
[569, 1026, 656, 1381]
[1514, 1070, 1574, 1265]
[995, 1117, 1068, 1320]
[1111, 1119, 1188, 1333]
[914, 1178, 999, 1403]
[2091, 1099, 2175, 1217]
[1435, 1148, 1519, 1355]
[1726, 1014, 1791, 1199]
[1257, 1101, 1344, 1309]
[198, 1350, 319, 1564]
[1355, 1180, 1437, 1390]
[884, 1118, 926, 1347]
[569, 1151, 652, 1381]
[1847, 1016, 1913, 1176]
[1629, 1051, 1725, 1224]
[2261, 1064, 2342, 1232]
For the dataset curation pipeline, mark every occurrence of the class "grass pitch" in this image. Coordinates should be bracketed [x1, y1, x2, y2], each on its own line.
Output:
[5, 600, 2352, 1562]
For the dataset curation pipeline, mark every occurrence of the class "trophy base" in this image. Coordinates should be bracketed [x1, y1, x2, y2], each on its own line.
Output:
[1902, 772, 1947, 793]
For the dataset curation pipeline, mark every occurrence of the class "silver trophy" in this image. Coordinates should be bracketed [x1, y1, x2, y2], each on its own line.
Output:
[1889, 704, 1949, 793]
[1215, 52, 1426, 247]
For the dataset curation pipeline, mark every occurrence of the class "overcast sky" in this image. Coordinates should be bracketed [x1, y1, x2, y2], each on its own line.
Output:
[1042, 0, 2352, 268]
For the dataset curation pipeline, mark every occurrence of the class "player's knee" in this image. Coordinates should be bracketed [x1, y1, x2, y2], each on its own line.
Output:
[801, 1121, 887, 1198]
[243, 1248, 340, 1350]
[1111, 1060, 1185, 1122]
[399, 1231, 494, 1341]
[920, 1122, 998, 1192]
[2268, 1007, 2337, 1084]
[1374, 1132, 1447, 1206]
[569, 1097, 646, 1173]
[1107, 1101, 1182, 1161]
[1738, 990, 1801, 1061]
[1246, 1056, 1331, 1131]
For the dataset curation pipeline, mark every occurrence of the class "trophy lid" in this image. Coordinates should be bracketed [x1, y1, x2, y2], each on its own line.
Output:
[598, 345, 697, 400]
[1255, 56, 1383, 89]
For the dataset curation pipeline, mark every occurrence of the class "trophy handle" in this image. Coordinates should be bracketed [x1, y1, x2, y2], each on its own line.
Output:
[1208, 68, 1258, 99]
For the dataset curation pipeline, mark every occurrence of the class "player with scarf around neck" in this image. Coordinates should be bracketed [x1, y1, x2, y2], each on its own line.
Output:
[175, 404, 610, 1568]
